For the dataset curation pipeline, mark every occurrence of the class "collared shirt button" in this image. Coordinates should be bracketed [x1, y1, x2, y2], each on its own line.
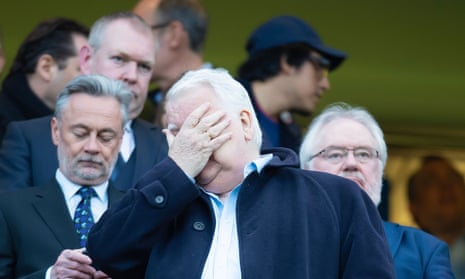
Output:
[154, 195, 165, 204]
[193, 221, 205, 231]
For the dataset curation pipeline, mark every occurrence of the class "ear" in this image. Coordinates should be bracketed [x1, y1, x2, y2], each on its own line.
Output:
[240, 109, 254, 142]
[79, 44, 92, 74]
[167, 21, 185, 49]
[51, 117, 60, 147]
[280, 55, 295, 75]
[36, 54, 57, 82]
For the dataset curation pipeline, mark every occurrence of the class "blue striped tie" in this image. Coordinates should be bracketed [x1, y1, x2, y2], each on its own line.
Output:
[73, 187, 96, 248]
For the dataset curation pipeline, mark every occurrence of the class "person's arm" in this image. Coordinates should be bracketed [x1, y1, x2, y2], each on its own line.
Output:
[87, 157, 201, 277]
[0, 122, 33, 190]
[87, 103, 232, 277]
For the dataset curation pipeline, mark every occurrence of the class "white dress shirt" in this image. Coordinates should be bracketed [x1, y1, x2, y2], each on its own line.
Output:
[120, 121, 135, 162]
[201, 154, 273, 279]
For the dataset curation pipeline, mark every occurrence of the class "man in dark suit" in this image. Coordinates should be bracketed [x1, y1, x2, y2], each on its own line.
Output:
[300, 103, 455, 278]
[87, 69, 395, 279]
[0, 74, 130, 278]
[0, 11, 168, 192]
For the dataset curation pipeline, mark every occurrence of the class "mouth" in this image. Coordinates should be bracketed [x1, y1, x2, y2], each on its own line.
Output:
[78, 160, 102, 168]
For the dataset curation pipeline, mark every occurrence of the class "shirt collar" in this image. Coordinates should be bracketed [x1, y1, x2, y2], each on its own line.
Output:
[124, 120, 133, 133]
[244, 153, 273, 177]
[55, 169, 108, 202]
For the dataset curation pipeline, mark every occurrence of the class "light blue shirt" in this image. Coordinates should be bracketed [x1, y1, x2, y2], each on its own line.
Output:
[201, 154, 273, 279]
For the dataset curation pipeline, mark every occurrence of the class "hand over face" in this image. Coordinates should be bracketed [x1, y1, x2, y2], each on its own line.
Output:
[51, 248, 111, 279]
[164, 103, 232, 178]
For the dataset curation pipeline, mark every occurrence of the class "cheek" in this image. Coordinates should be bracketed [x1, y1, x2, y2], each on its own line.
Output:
[311, 160, 340, 175]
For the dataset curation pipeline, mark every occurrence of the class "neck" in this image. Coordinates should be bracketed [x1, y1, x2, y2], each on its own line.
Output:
[27, 74, 54, 109]
[251, 78, 289, 119]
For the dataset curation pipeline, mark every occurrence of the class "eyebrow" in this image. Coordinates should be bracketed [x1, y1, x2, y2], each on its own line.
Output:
[118, 51, 155, 67]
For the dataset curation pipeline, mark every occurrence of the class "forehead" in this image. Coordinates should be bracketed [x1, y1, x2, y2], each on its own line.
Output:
[98, 20, 155, 62]
[166, 85, 218, 123]
[62, 94, 122, 128]
[317, 118, 376, 148]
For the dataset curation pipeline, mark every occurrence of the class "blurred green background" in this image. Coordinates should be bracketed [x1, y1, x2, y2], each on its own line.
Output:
[1, 0, 465, 149]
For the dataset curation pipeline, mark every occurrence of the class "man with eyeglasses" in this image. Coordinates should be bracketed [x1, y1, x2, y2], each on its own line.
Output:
[300, 103, 455, 278]
[237, 15, 346, 153]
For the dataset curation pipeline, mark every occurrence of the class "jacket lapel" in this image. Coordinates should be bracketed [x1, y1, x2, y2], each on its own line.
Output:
[382, 221, 403, 257]
[32, 181, 80, 248]
[131, 119, 157, 185]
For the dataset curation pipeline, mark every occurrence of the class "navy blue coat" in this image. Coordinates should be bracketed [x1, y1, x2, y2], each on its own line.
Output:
[384, 221, 454, 278]
[87, 148, 396, 279]
[0, 116, 168, 191]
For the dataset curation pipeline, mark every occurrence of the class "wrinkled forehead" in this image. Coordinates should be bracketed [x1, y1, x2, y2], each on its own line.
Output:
[165, 85, 219, 125]
[100, 20, 155, 55]
[317, 118, 377, 149]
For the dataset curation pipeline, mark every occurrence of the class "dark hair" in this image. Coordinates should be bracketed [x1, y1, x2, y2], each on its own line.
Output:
[8, 17, 88, 75]
[156, 0, 208, 53]
[407, 155, 464, 202]
[237, 43, 312, 82]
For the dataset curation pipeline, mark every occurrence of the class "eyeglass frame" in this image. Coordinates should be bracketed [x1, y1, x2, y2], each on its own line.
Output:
[307, 54, 331, 79]
[308, 146, 380, 164]
[151, 21, 172, 30]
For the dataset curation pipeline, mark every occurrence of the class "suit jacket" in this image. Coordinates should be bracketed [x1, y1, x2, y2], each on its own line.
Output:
[0, 180, 125, 279]
[384, 221, 455, 279]
[88, 148, 396, 279]
[0, 116, 168, 192]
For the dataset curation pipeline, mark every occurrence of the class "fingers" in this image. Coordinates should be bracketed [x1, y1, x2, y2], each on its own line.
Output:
[203, 112, 231, 140]
[93, 270, 112, 279]
[166, 103, 232, 178]
[184, 102, 210, 129]
[51, 249, 95, 279]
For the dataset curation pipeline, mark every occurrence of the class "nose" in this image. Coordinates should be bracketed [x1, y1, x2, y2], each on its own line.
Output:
[84, 134, 100, 154]
[319, 75, 331, 91]
[121, 61, 138, 84]
[341, 152, 359, 169]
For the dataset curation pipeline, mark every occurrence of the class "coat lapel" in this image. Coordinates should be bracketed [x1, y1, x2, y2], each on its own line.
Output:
[131, 119, 157, 185]
[383, 221, 403, 257]
[32, 181, 80, 248]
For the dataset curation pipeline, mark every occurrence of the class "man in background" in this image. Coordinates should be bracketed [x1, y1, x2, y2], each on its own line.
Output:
[408, 155, 465, 278]
[300, 103, 454, 278]
[0, 12, 168, 192]
[0, 17, 88, 142]
[237, 15, 346, 152]
[133, 0, 210, 127]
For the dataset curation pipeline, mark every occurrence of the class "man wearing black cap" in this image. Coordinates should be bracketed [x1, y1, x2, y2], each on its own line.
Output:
[237, 15, 347, 153]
